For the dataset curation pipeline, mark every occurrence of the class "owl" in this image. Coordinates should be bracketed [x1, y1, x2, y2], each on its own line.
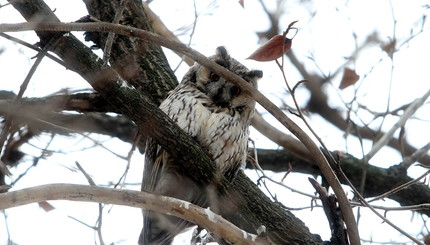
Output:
[139, 46, 263, 245]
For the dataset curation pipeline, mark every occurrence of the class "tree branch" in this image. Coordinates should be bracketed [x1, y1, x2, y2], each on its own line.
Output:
[0, 184, 269, 245]
[365, 88, 430, 162]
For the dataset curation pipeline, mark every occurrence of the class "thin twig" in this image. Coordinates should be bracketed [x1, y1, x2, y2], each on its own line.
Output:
[2, 210, 12, 243]
[0, 33, 67, 67]
[351, 202, 430, 212]
[10, 133, 55, 186]
[277, 45, 362, 243]
[75, 161, 96, 186]
[173, 0, 198, 72]
[96, 203, 105, 245]
[401, 140, 430, 169]
[103, 0, 128, 65]
[249, 140, 281, 203]
[74, 161, 105, 245]
[367, 170, 430, 203]
[114, 132, 140, 189]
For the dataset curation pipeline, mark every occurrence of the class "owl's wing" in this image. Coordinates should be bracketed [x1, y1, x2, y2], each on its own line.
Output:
[140, 140, 206, 245]
[139, 90, 208, 244]
[141, 138, 164, 193]
[140, 138, 177, 245]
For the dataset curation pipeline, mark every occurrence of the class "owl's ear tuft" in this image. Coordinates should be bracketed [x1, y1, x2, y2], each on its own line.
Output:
[248, 70, 263, 79]
[216, 46, 230, 60]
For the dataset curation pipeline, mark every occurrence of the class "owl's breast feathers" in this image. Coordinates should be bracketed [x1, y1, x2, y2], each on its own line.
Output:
[159, 83, 252, 172]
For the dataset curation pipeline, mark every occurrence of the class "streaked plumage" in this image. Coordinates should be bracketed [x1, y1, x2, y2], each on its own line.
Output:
[139, 46, 262, 245]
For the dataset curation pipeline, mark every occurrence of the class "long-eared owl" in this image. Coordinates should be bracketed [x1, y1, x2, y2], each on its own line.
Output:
[139, 46, 263, 245]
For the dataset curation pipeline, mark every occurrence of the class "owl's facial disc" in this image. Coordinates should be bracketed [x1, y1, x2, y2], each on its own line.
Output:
[190, 46, 263, 110]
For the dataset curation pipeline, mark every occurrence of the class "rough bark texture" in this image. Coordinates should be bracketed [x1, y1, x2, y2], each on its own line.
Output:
[83, 0, 177, 104]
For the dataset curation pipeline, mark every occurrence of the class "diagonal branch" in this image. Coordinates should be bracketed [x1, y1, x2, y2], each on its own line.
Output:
[365, 88, 430, 161]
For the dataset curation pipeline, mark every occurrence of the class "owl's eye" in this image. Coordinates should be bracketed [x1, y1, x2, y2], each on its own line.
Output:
[231, 86, 241, 96]
[210, 72, 220, 81]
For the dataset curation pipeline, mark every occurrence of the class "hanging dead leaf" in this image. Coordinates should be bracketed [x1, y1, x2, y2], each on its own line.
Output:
[339, 68, 359, 89]
[247, 20, 298, 62]
[247, 35, 292, 62]
[38, 201, 55, 212]
[239, 0, 244, 8]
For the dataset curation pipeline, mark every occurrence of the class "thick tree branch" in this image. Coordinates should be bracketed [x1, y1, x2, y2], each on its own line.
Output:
[83, 0, 177, 104]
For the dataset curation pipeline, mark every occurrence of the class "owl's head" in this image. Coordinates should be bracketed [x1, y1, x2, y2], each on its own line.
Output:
[184, 46, 263, 111]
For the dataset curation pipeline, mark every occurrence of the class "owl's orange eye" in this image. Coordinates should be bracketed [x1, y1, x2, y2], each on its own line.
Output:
[210, 72, 220, 81]
[231, 86, 241, 96]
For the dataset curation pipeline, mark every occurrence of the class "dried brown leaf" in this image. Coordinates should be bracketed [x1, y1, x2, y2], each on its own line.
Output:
[38, 201, 55, 212]
[247, 35, 292, 62]
[339, 68, 360, 90]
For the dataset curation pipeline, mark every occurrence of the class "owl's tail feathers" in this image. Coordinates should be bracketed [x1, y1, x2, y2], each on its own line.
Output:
[139, 211, 192, 245]
[139, 162, 208, 244]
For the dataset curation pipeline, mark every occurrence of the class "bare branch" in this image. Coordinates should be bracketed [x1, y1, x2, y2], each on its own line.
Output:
[309, 178, 348, 245]
[102, 0, 128, 64]
[401, 140, 430, 169]
[365, 88, 430, 162]
[0, 33, 67, 67]
[0, 184, 270, 245]
[368, 170, 430, 204]
[142, 2, 195, 66]
[251, 112, 311, 162]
